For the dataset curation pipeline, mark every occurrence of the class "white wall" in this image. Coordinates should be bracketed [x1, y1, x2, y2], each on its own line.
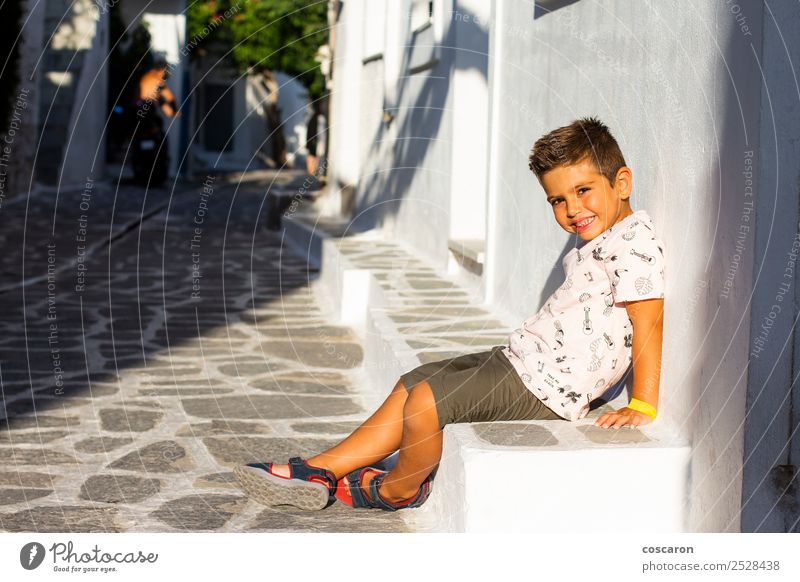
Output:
[483, 0, 763, 532]
[333, 0, 455, 269]
[448, 0, 490, 243]
[328, 0, 364, 209]
[60, 3, 109, 185]
[332, 0, 492, 268]
[328, 0, 795, 532]
[274, 71, 311, 168]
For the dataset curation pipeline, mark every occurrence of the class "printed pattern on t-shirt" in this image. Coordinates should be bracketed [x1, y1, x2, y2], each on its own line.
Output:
[500, 210, 665, 421]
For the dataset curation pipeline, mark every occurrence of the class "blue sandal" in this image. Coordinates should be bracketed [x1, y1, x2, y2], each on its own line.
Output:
[234, 457, 337, 510]
[335, 467, 433, 511]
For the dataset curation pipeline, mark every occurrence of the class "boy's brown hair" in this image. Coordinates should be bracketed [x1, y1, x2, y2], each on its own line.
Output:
[528, 117, 627, 185]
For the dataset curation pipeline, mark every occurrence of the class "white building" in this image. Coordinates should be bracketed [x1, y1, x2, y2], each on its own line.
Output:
[28, 0, 111, 187]
[326, 0, 800, 532]
[187, 63, 311, 173]
[22, 0, 187, 187]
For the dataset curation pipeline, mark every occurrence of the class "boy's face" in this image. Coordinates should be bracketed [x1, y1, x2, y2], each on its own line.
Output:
[541, 159, 633, 241]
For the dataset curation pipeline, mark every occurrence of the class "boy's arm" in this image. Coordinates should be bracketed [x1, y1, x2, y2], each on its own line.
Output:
[595, 298, 664, 429]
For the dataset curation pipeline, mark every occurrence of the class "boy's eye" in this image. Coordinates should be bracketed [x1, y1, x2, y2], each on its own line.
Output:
[550, 198, 563, 206]
[577, 187, 590, 195]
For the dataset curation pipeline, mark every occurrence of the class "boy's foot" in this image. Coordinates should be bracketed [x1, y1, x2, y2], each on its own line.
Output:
[335, 468, 385, 506]
[233, 458, 336, 511]
[336, 468, 433, 510]
[267, 464, 389, 506]
[265, 463, 291, 478]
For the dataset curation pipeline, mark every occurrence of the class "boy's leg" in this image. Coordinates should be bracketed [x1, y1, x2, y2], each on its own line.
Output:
[362, 380, 442, 504]
[269, 378, 410, 479]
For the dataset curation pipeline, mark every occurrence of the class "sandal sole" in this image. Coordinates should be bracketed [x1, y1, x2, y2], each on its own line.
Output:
[233, 465, 330, 510]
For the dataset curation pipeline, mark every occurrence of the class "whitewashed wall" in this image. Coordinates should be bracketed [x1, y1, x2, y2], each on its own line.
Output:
[60, 5, 109, 185]
[328, 0, 798, 531]
[484, 0, 764, 532]
[274, 71, 311, 168]
[329, 0, 364, 195]
[332, 0, 460, 268]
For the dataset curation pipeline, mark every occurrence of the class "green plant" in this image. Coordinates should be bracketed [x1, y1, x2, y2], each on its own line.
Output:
[186, 0, 328, 100]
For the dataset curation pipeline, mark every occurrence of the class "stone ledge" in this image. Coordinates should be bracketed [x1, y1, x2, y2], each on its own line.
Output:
[411, 420, 690, 532]
[448, 239, 484, 261]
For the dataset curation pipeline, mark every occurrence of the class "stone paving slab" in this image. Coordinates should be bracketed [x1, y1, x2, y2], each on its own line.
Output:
[327, 238, 510, 359]
[0, 173, 408, 532]
[0, 181, 194, 293]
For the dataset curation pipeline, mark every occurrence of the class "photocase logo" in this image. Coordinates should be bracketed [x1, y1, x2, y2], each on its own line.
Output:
[20, 542, 46, 570]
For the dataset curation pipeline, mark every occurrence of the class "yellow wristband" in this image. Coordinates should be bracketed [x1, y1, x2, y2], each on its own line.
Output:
[627, 398, 657, 419]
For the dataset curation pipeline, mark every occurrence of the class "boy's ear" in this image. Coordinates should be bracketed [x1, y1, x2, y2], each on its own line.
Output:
[614, 166, 633, 200]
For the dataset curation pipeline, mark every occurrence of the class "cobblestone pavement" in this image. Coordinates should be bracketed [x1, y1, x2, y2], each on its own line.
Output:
[0, 173, 408, 532]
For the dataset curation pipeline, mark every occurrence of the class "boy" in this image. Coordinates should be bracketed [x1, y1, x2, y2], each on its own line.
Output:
[234, 117, 665, 512]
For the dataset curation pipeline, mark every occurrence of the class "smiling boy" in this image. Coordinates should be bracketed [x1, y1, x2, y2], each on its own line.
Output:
[507, 116, 666, 427]
[235, 117, 666, 512]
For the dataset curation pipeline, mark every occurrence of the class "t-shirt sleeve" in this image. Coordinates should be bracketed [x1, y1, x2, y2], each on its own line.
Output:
[603, 227, 665, 303]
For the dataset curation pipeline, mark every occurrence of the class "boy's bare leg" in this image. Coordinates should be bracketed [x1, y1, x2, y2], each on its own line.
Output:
[360, 381, 442, 503]
[267, 379, 410, 479]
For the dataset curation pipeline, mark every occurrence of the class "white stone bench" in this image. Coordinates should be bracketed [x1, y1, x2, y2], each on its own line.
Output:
[414, 420, 690, 532]
[283, 212, 691, 531]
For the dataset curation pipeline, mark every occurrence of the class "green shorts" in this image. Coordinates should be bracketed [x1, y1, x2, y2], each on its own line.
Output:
[400, 346, 563, 430]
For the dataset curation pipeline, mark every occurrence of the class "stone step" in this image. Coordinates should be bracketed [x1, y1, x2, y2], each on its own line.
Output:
[280, 201, 362, 270]
[416, 421, 690, 532]
[282, 209, 691, 532]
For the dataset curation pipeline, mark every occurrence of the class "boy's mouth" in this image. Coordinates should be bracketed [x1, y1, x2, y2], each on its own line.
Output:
[572, 216, 596, 233]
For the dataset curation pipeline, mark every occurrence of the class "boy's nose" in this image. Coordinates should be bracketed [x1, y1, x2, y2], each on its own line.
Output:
[565, 198, 582, 217]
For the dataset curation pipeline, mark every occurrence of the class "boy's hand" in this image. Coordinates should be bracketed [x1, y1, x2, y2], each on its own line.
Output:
[594, 407, 653, 429]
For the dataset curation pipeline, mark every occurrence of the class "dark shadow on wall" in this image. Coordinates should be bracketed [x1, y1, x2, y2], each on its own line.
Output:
[533, 0, 583, 19]
[741, 0, 800, 534]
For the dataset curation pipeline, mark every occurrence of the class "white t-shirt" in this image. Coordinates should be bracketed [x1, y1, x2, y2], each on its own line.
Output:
[500, 210, 665, 421]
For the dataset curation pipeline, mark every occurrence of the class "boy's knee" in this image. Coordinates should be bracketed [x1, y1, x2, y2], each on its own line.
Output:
[403, 382, 439, 430]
